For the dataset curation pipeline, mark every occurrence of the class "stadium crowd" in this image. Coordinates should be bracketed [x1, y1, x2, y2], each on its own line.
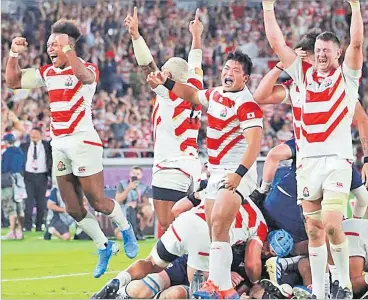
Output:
[2, 0, 368, 159]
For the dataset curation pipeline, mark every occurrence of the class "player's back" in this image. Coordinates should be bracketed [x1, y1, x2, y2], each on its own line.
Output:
[39, 60, 99, 138]
[200, 86, 263, 171]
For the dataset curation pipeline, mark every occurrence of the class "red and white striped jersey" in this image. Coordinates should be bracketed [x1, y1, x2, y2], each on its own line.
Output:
[286, 57, 360, 160]
[198, 86, 263, 170]
[151, 49, 203, 165]
[281, 79, 302, 153]
[192, 199, 268, 246]
[36, 59, 99, 138]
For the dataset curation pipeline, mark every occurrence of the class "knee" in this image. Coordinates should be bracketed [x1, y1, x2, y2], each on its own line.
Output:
[305, 220, 324, 241]
[323, 221, 342, 238]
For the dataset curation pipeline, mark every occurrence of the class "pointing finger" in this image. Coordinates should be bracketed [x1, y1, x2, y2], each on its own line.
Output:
[133, 6, 138, 18]
[195, 8, 200, 21]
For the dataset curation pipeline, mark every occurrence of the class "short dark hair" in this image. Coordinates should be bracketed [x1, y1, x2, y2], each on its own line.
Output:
[316, 31, 341, 47]
[31, 127, 42, 133]
[131, 166, 142, 172]
[225, 51, 253, 76]
[295, 28, 322, 53]
[51, 19, 81, 41]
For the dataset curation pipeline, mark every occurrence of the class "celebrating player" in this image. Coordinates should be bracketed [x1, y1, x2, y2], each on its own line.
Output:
[124, 7, 204, 232]
[5, 19, 138, 278]
[147, 50, 264, 298]
[263, 0, 364, 298]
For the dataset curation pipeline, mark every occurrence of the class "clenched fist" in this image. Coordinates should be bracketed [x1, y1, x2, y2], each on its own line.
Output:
[11, 37, 28, 54]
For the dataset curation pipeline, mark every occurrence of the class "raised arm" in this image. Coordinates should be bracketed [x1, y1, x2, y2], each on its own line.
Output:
[262, 0, 296, 69]
[190, 9, 203, 51]
[344, 0, 364, 70]
[125, 7, 158, 79]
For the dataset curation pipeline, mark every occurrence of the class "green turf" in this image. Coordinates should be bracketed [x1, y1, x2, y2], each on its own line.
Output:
[1, 230, 155, 299]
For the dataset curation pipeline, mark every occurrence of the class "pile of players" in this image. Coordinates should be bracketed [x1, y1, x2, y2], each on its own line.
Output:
[5, 0, 368, 299]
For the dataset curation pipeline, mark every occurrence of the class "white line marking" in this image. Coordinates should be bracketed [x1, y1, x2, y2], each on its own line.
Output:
[2, 270, 119, 282]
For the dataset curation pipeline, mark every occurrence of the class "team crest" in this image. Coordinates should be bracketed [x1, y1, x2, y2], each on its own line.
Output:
[78, 166, 86, 173]
[65, 76, 73, 87]
[220, 107, 227, 118]
[303, 187, 309, 198]
[57, 161, 66, 172]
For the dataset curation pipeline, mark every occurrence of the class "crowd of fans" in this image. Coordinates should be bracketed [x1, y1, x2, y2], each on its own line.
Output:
[1, 0, 368, 161]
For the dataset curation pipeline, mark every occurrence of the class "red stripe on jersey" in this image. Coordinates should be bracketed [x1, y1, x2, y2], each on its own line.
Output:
[173, 101, 192, 119]
[293, 124, 300, 140]
[51, 97, 84, 122]
[205, 88, 215, 100]
[306, 74, 342, 103]
[301, 107, 348, 143]
[208, 114, 237, 131]
[208, 135, 244, 165]
[195, 213, 206, 221]
[152, 102, 159, 122]
[237, 102, 263, 122]
[49, 81, 82, 103]
[39, 64, 52, 79]
[47, 68, 75, 77]
[156, 116, 162, 127]
[187, 78, 203, 90]
[175, 118, 200, 136]
[292, 106, 301, 121]
[171, 225, 182, 241]
[83, 140, 103, 147]
[235, 211, 243, 228]
[257, 221, 268, 243]
[52, 110, 86, 136]
[198, 252, 209, 256]
[207, 125, 240, 150]
[282, 79, 294, 88]
[302, 61, 312, 75]
[212, 91, 235, 108]
[243, 203, 256, 228]
[169, 91, 178, 101]
[180, 138, 198, 152]
[344, 231, 359, 237]
[303, 92, 345, 125]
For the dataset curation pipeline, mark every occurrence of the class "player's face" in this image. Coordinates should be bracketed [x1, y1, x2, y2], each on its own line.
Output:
[47, 34, 68, 69]
[221, 60, 249, 92]
[314, 40, 342, 73]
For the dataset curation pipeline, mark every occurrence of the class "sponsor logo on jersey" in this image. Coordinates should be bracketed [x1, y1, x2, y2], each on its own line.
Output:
[78, 166, 86, 173]
[220, 107, 227, 118]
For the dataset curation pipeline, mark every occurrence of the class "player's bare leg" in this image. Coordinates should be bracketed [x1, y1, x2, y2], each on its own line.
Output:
[79, 171, 138, 259]
[196, 189, 241, 299]
[57, 174, 119, 278]
[153, 200, 175, 232]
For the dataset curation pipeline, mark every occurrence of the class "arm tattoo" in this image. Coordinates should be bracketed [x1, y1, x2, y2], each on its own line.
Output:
[141, 61, 158, 79]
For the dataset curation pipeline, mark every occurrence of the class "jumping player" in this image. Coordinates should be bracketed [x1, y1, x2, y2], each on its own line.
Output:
[124, 7, 204, 232]
[263, 0, 364, 298]
[147, 50, 264, 298]
[5, 19, 138, 278]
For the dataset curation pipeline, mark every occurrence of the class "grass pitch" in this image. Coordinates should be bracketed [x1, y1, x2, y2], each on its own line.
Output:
[1, 230, 155, 299]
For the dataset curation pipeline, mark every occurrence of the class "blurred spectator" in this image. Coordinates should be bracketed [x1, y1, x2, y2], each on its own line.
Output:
[115, 166, 151, 240]
[20, 127, 52, 232]
[44, 186, 75, 241]
[1, 133, 26, 240]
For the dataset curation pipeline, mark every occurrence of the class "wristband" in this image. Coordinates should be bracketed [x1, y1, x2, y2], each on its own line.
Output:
[9, 50, 19, 58]
[163, 78, 175, 91]
[187, 192, 201, 207]
[364, 157, 368, 164]
[350, 1, 360, 10]
[62, 45, 72, 54]
[275, 65, 283, 71]
[364, 272, 368, 285]
[262, 1, 275, 11]
[235, 165, 248, 178]
[251, 280, 259, 285]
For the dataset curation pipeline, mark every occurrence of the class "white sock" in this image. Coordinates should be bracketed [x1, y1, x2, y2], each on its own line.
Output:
[115, 271, 132, 288]
[309, 244, 328, 299]
[208, 241, 232, 289]
[260, 181, 271, 193]
[76, 211, 108, 249]
[218, 242, 233, 291]
[328, 264, 340, 283]
[352, 186, 368, 218]
[324, 272, 330, 298]
[108, 200, 130, 230]
[330, 239, 351, 289]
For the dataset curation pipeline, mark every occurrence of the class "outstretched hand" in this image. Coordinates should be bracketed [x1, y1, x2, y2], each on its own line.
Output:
[189, 8, 204, 37]
[124, 6, 140, 40]
[147, 71, 169, 89]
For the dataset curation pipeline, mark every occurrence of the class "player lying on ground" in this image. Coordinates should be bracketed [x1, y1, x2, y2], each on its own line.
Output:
[147, 49, 264, 299]
[5, 19, 138, 278]
[263, 0, 364, 298]
[125, 7, 204, 232]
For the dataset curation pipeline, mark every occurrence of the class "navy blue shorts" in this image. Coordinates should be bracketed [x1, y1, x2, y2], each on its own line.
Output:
[351, 164, 363, 191]
[164, 255, 189, 286]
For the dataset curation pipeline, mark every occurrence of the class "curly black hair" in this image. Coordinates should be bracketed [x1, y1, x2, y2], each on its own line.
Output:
[51, 18, 81, 41]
